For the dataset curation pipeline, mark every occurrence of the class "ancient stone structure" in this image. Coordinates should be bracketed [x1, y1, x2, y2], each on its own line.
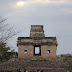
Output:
[0, 57, 72, 72]
[0, 25, 72, 72]
[17, 25, 58, 59]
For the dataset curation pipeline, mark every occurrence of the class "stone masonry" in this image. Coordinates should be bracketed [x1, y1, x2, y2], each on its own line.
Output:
[17, 25, 58, 59]
[0, 57, 72, 72]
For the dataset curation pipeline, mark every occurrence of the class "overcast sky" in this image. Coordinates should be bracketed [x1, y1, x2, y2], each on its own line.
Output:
[0, 0, 72, 55]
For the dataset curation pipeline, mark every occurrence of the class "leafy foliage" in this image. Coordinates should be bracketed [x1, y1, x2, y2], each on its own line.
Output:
[0, 42, 10, 61]
[59, 54, 72, 58]
[0, 17, 18, 62]
[0, 42, 18, 62]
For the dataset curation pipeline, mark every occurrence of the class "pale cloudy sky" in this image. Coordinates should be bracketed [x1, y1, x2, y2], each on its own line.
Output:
[0, 0, 72, 55]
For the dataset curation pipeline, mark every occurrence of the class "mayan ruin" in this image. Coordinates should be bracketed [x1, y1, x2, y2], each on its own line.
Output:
[0, 25, 72, 72]
[1, 0, 72, 71]
[17, 25, 58, 59]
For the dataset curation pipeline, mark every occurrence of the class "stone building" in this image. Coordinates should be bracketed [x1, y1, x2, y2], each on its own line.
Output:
[17, 25, 58, 59]
[0, 25, 72, 72]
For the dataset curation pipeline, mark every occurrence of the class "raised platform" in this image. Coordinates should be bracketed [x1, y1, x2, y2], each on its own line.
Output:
[0, 58, 72, 72]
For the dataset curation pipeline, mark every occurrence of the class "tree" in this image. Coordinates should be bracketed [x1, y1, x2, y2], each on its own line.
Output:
[0, 17, 18, 62]
[0, 17, 18, 42]
[0, 42, 10, 61]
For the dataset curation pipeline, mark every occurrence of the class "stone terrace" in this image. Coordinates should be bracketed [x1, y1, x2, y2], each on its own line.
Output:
[0, 57, 72, 72]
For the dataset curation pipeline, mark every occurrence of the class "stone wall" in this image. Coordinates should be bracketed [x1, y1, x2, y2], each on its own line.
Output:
[30, 25, 45, 37]
[18, 45, 33, 59]
[0, 58, 72, 72]
[18, 45, 57, 59]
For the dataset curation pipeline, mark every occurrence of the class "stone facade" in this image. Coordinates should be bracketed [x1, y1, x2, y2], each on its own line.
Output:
[17, 25, 58, 59]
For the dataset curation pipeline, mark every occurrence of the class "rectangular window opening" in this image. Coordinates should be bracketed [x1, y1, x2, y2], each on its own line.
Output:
[24, 50, 27, 53]
[47, 50, 50, 54]
[34, 46, 41, 55]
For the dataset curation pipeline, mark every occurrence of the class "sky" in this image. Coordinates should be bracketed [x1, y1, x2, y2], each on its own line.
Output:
[0, 0, 72, 55]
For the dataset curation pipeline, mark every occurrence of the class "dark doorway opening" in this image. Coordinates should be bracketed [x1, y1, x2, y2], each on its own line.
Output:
[34, 45, 41, 55]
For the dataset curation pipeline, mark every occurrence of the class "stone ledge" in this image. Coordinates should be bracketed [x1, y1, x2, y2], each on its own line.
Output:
[17, 42, 57, 46]
[18, 37, 56, 40]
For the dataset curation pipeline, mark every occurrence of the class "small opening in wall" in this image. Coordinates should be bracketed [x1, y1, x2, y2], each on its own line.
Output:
[24, 50, 27, 53]
[47, 50, 50, 53]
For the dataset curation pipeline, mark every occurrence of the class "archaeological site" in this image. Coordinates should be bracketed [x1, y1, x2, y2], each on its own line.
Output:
[0, 25, 72, 72]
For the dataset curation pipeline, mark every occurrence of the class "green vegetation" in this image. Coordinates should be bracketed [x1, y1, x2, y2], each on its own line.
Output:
[0, 17, 18, 62]
[0, 42, 18, 62]
[0, 42, 10, 61]
[59, 54, 72, 58]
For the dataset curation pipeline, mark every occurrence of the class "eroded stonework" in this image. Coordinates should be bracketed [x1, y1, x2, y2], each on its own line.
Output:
[17, 25, 58, 59]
